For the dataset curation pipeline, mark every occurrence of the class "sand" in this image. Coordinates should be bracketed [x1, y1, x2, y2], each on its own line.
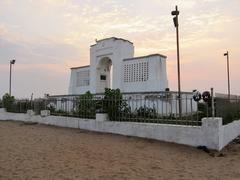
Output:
[0, 121, 240, 180]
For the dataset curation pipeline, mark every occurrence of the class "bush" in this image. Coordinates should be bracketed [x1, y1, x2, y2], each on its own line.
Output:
[77, 91, 96, 118]
[103, 88, 130, 120]
[51, 109, 69, 116]
[2, 93, 15, 112]
[137, 106, 157, 118]
[197, 102, 209, 120]
[0, 99, 3, 108]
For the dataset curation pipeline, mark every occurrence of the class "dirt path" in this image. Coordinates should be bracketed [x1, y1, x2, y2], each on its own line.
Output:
[0, 121, 240, 180]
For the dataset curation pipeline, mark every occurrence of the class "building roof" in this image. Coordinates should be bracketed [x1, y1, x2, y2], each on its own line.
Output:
[90, 37, 133, 47]
[70, 54, 167, 69]
[123, 54, 167, 61]
[70, 65, 90, 70]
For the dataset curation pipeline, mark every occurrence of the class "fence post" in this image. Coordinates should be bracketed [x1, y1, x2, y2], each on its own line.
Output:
[211, 88, 215, 117]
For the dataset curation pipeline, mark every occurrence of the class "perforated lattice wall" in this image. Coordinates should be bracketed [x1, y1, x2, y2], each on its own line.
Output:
[124, 62, 149, 83]
[76, 70, 90, 87]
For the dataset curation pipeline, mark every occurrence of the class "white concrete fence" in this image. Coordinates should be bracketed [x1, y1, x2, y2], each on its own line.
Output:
[0, 108, 239, 151]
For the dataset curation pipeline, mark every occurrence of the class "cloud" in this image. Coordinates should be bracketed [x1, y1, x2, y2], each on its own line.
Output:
[0, 0, 239, 97]
[0, 36, 84, 64]
[0, 24, 8, 36]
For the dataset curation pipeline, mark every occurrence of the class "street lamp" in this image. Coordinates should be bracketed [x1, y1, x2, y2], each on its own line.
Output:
[171, 5, 182, 117]
[224, 51, 230, 100]
[9, 59, 16, 96]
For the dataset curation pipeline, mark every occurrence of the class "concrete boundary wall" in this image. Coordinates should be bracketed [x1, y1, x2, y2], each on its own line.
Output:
[222, 120, 240, 148]
[0, 109, 239, 151]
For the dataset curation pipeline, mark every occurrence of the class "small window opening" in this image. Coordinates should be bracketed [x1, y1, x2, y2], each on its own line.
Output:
[100, 75, 106, 80]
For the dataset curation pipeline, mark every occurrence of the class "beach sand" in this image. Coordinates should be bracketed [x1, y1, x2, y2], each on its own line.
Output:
[0, 120, 240, 180]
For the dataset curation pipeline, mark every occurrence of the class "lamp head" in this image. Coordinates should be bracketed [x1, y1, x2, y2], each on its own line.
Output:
[173, 16, 178, 27]
[171, 6, 179, 27]
[171, 10, 179, 16]
[10, 59, 16, 64]
[224, 52, 228, 56]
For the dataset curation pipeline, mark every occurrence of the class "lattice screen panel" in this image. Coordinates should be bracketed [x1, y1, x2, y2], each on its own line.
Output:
[124, 62, 149, 83]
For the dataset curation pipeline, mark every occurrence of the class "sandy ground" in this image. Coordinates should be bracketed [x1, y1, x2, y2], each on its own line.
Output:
[0, 121, 240, 180]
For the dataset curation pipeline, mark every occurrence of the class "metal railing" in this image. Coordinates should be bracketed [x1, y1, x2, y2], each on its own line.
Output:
[4, 91, 213, 126]
[215, 96, 240, 125]
[46, 92, 203, 126]
[46, 97, 98, 119]
[5, 100, 45, 115]
[4, 91, 240, 126]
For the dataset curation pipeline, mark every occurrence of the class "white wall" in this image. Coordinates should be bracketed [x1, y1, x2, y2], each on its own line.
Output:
[122, 55, 168, 93]
[90, 38, 134, 93]
[1, 109, 239, 151]
[222, 120, 240, 148]
[68, 66, 90, 94]
[121, 92, 197, 115]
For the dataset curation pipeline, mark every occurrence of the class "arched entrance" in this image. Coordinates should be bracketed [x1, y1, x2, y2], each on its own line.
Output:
[96, 57, 112, 93]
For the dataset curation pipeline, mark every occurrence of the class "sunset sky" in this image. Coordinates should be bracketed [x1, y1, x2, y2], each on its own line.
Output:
[0, 0, 239, 98]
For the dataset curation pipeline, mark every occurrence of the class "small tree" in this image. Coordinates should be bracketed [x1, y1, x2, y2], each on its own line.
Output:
[2, 93, 15, 112]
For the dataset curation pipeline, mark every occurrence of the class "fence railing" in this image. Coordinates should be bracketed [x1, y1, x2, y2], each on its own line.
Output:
[45, 92, 203, 126]
[215, 97, 240, 125]
[5, 100, 46, 115]
[8, 91, 239, 126]
[46, 97, 98, 119]
[3, 91, 240, 126]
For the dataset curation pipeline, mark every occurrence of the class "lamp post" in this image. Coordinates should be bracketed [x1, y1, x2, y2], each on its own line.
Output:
[224, 51, 230, 100]
[171, 5, 182, 117]
[9, 59, 16, 96]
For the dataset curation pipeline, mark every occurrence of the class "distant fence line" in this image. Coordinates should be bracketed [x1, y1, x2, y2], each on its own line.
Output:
[215, 97, 240, 124]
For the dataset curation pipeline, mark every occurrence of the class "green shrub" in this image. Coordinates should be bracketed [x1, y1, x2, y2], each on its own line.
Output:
[136, 106, 157, 118]
[77, 91, 96, 118]
[103, 88, 130, 120]
[2, 93, 15, 112]
[197, 102, 210, 118]
[0, 99, 3, 108]
[51, 109, 69, 116]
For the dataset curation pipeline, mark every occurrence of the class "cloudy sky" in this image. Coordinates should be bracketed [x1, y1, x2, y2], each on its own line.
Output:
[0, 0, 239, 98]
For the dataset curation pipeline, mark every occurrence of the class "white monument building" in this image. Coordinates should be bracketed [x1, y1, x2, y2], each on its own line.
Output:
[49, 37, 196, 116]
[68, 37, 168, 95]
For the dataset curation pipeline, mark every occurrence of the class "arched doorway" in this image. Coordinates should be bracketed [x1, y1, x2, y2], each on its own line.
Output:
[96, 57, 112, 93]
